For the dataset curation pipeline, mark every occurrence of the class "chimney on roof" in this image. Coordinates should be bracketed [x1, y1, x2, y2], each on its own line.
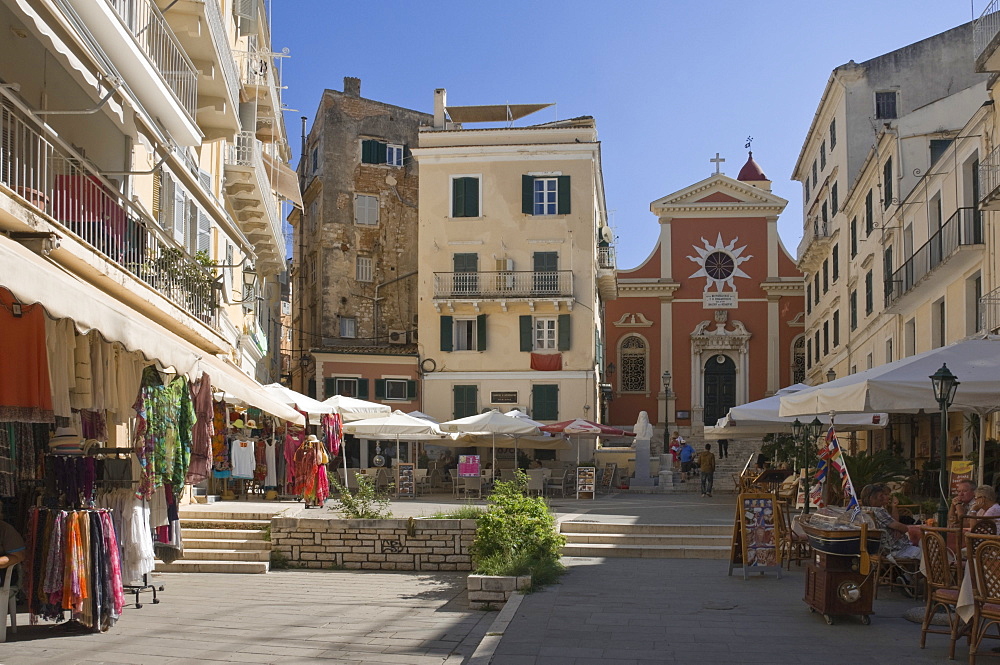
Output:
[344, 77, 361, 97]
[434, 88, 447, 129]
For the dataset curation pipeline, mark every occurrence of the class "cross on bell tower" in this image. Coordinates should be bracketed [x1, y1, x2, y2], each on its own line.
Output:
[710, 153, 725, 174]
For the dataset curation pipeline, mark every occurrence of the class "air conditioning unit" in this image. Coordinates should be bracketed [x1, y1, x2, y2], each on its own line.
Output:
[388, 329, 407, 344]
[506, 406, 529, 416]
[410, 329, 419, 343]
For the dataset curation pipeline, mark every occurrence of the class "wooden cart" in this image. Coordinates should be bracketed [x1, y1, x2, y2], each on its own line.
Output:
[799, 519, 881, 625]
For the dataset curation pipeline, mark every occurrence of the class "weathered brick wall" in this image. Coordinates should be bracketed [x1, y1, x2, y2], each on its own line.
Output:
[270, 517, 476, 571]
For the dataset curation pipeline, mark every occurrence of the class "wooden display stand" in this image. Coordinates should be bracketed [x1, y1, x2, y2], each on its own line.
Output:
[800, 520, 878, 625]
[576, 466, 596, 500]
[396, 462, 415, 499]
[599, 463, 617, 494]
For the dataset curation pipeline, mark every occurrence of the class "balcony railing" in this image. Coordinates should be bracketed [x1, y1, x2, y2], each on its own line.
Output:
[980, 144, 1000, 207]
[0, 95, 216, 327]
[224, 131, 281, 248]
[884, 207, 982, 307]
[105, 0, 197, 120]
[598, 245, 616, 270]
[433, 270, 573, 299]
[203, 0, 240, 109]
[980, 285, 1000, 334]
[975, 0, 1000, 67]
[796, 216, 832, 259]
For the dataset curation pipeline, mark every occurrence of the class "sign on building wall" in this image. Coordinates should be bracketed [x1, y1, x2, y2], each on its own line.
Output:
[703, 292, 738, 309]
[490, 391, 518, 404]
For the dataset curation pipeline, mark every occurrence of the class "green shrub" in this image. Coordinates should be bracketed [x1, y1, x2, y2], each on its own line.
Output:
[430, 505, 486, 520]
[471, 470, 565, 587]
[843, 449, 908, 489]
[329, 474, 393, 519]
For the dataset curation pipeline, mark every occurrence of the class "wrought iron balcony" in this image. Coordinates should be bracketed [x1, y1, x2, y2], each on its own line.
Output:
[0, 95, 216, 327]
[980, 285, 1000, 334]
[796, 216, 833, 263]
[203, 0, 241, 110]
[233, 49, 283, 141]
[223, 132, 284, 272]
[598, 245, 616, 270]
[433, 270, 573, 299]
[979, 144, 1000, 211]
[975, 0, 1000, 72]
[105, 0, 198, 120]
[884, 207, 983, 307]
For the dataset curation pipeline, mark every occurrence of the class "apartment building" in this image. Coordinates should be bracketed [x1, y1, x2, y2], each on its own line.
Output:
[410, 89, 616, 442]
[288, 77, 430, 404]
[792, 21, 989, 459]
[0, 0, 297, 427]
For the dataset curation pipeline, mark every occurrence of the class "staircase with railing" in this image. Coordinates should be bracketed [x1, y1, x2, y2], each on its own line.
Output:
[0, 92, 217, 327]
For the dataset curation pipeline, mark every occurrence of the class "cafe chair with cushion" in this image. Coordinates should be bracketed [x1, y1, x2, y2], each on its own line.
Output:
[775, 502, 810, 570]
[873, 552, 923, 600]
[919, 526, 963, 659]
[966, 533, 1000, 664]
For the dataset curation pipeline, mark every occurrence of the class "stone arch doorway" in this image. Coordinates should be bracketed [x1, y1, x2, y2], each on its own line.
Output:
[703, 354, 736, 425]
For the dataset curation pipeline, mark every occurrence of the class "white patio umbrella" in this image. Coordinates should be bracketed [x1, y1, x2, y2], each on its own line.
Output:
[779, 336, 1000, 485]
[262, 383, 333, 424]
[323, 394, 391, 422]
[703, 383, 889, 440]
[343, 410, 447, 475]
[440, 410, 541, 470]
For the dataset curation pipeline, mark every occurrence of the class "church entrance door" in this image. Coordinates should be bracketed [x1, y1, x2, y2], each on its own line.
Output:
[703, 354, 736, 425]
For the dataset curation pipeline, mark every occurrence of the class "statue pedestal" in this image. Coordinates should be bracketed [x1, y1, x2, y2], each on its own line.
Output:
[631, 436, 655, 487]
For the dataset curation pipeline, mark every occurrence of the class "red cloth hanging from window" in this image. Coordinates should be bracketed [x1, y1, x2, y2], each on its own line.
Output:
[530, 353, 562, 371]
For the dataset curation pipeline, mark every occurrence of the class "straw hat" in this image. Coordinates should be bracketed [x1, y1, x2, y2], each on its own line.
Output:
[49, 427, 83, 454]
[232, 418, 245, 429]
[305, 434, 320, 443]
[245, 419, 258, 430]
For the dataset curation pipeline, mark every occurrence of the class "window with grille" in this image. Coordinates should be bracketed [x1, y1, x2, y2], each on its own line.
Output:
[619, 336, 647, 392]
[792, 336, 806, 384]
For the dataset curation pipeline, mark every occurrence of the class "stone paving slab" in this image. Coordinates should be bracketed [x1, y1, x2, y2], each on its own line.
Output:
[490, 556, 962, 665]
[1, 570, 493, 665]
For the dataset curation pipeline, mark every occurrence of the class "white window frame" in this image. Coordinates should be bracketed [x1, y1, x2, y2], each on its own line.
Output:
[386, 144, 403, 167]
[340, 317, 357, 338]
[355, 194, 378, 225]
[336, 377, 358, 397]
[453, 318, 477, 351]
[449, 174, 482, 218]
[356, 256, 373, 283]
[533, 177, 558, 216]
[384, 378, 408, 401]
[534, 317, 557, 350]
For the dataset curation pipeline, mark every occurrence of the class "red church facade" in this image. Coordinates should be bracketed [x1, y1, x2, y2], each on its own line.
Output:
[605, 154, 805, 443]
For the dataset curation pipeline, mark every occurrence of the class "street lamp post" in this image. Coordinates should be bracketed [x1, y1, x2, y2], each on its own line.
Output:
[793, 417, 823, 514]
[930, 363, 960, 527]
[661, 369, 672, 432]
[826, 368, 837, 383]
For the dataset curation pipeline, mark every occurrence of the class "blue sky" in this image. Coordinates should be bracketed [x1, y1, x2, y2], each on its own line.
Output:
[271, 1, 978, 269]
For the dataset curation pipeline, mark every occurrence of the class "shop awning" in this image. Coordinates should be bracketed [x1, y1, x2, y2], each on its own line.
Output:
[261, 152, 303, 208]
[0, 235, 305, 425]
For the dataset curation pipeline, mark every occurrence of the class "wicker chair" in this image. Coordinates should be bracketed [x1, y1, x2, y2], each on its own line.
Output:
[919, 526, 963, 659]
[775, 502, 810, 570]
[966, 533, 1000, 664]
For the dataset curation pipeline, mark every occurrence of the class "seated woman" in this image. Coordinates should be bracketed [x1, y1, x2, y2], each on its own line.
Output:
[859, 483, 922, 560]
[970, 484, 1000, 522]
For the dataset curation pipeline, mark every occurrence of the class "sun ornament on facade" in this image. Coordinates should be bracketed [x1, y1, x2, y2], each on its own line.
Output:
[687, 234, 753, 292]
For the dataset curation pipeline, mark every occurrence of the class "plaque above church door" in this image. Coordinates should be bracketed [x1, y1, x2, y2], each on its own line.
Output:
[703, 354, 736, 425]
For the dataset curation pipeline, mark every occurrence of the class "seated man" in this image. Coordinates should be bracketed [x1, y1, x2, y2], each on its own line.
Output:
[0, 514, 25, 586]
[860, 483, 922, 560]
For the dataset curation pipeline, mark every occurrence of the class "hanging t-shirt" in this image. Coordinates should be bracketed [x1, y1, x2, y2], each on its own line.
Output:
[231, 439, 256, 479]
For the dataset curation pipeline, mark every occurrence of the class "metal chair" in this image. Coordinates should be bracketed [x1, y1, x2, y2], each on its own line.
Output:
[459, 476, 482, 499]
[526, 469, 545, 497]
[919, 526, 963, 659]
[0, 564, 20, 643]
[546, 469, 568, 498]
[966, 533, 1000, 664]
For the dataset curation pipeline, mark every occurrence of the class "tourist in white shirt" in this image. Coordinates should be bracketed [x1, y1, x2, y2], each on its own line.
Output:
[971, 484, 1000, 520]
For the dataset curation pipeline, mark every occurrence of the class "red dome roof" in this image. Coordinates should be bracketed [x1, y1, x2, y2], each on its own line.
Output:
[737, 151, 768, 181]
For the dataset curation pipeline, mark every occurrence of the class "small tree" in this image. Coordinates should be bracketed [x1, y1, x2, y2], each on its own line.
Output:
[329, 474, 393, 519]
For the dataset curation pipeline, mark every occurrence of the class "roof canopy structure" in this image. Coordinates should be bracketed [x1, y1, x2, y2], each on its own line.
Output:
[445, 103, 553, 123]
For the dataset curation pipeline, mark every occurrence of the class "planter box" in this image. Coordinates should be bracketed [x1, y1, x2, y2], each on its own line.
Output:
[467, 574, 531, 610]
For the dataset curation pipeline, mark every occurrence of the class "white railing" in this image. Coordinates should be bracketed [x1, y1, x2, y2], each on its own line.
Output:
[796, 216, 832, 259]
[598, 245, 616, 270]
[105, 0, 197, 120]
[975, 0, 1000, 65]
[433, 271, 573, 299]
[0, 95, 217, 327]
[225, 131, 281, 248]
[203, 0, 240, 109]
[981, 285, 1000, 334]
[980, 144, 1000, 205]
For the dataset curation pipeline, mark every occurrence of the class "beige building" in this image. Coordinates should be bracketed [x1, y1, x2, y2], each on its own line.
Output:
[0, 0, 296, 409]
[793, 21, 991, 461]
[411, 90, 616, 442]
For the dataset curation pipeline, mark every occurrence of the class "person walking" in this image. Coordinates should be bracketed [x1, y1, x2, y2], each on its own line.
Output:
[698, 444, 716, 497]
[717, 438, 729, 459]
[679, 438, 695, 482]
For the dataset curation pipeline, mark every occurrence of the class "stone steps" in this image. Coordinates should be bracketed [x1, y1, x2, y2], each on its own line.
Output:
[154, 509, 277, 574]
[183, 537, 272, 551]
[182, 548, 271, 562]
[154, 559, 270, 574]
[560, 522, 731, 560]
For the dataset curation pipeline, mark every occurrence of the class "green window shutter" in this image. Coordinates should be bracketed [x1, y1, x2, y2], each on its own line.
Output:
[464, 177, 479, 217]
[374, 379, 386, 399]
[454, 385, 478, 419]
[374, 141, 387, 164]
[307, 378, 316, 399]
[557, 175, 571, 215]
[406, 380, 417, 399]
[452, 178, 464, 217]
[522, 175, 534, 214]
[357, 379, 369, 400]
[440, 315, 454, 351]
[476, 314, 487, 351]
[557, 314, 571, 351]
[532, 384, 559, 421]
[324, 378, 336, 398]
[361, 139, 378, 164]
[520, 315, 533, 352]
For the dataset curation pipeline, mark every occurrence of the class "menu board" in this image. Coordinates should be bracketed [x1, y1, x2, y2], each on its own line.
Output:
[599, 463, 617, 493]
[396, 463, 415, 499]
[728, 492, 782, 580]
[576, 466, 596, 500]
[458, 455, 481, 478]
